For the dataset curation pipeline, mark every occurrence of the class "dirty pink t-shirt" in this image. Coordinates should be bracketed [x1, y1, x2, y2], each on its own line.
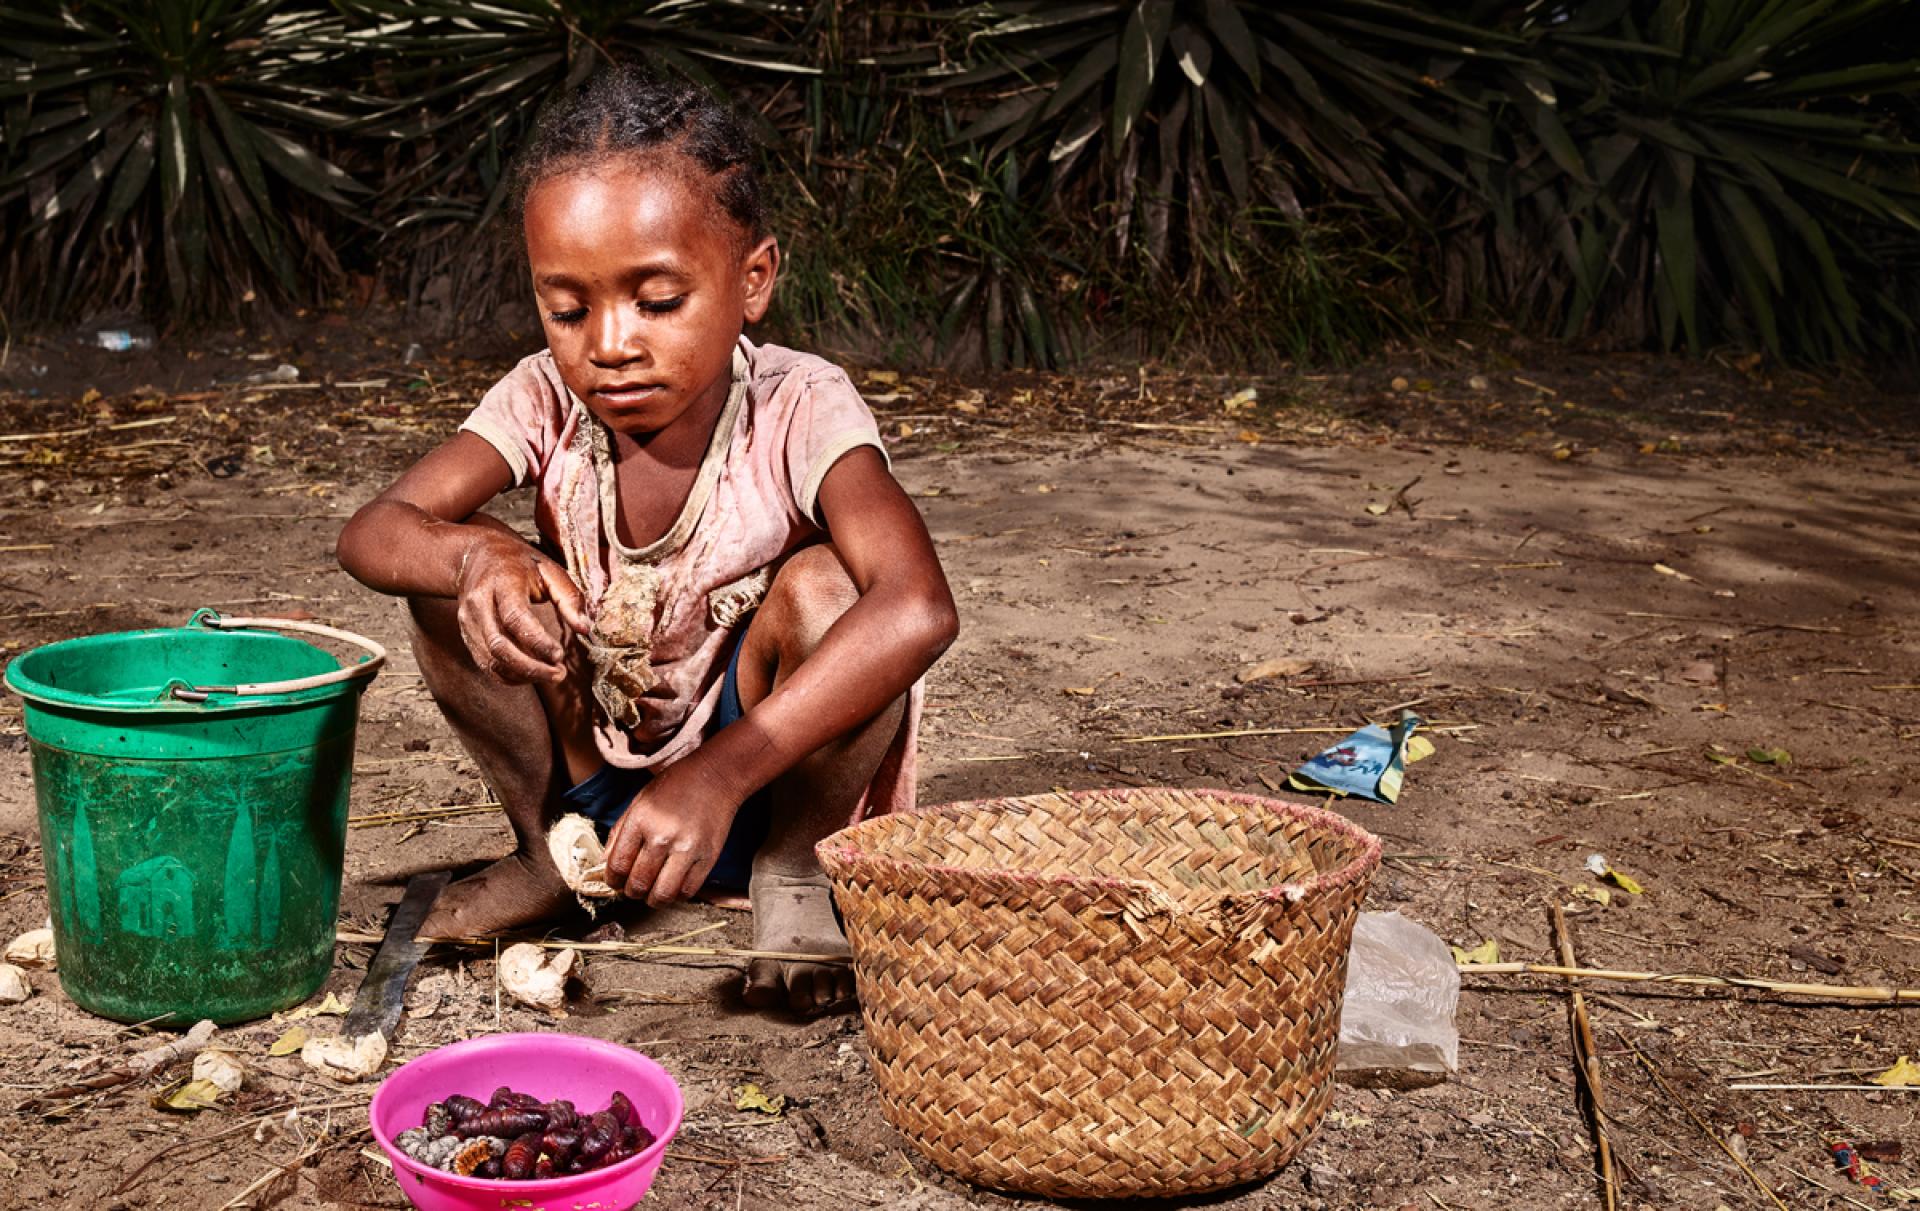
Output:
[458, 336, 919, 820]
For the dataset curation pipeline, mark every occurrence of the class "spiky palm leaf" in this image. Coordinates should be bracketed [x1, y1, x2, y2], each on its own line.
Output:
[0, 0, 372, 318]
[336, 0, 814, 225]
[1462, 0, 1920, 360]
[923, 0, 1503, 261]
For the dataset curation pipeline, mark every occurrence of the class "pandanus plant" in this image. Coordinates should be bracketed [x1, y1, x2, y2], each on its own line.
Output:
[1454, 0, 1920, 360]
[0, 1, 372, 319]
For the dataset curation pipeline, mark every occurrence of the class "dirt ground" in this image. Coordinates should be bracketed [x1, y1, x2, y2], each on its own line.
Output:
[1, 315, 1918, 1210]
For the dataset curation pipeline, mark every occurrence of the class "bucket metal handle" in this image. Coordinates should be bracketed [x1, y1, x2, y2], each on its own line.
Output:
[169, 609, 387, 702]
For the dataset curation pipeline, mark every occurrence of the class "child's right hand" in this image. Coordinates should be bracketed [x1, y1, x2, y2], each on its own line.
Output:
[454, 533, 592, 684]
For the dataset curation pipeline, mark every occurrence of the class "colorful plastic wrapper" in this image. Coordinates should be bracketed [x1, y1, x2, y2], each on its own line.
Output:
[1288, 712, 1425, 804]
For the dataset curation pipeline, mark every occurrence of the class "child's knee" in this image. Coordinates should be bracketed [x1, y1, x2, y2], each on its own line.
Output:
[760, 544, 857, 656]
[407, 592, 461, 642]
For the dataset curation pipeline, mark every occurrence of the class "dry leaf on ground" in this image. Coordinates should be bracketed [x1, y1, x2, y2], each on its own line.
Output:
[1872, 1056, 1920, 1087]
[1451, 940, 1500, 965]
[1586, 853, 1646, 895]
[268, 1026, 307, 1057]
[734, 1083, 786, 1116]
[276, 992, 348, 1021]
[156, 1078, 228, 1113]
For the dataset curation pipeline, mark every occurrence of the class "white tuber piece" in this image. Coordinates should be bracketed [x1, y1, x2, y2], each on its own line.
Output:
[192, 1048, 246, 1094]
[130, 1019, 216, 1077]
[301, 1031, 388, 1082]
[547, 814, 618, 907]
[499, 942, 578, 1013]
[0, 963, 29, 1004]
[5, 928, 55, 969]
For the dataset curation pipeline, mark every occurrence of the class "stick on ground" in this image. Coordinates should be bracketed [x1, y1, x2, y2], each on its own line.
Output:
[346, 802, 500, 829]
[1728, 1082, 1920, 1093]
[1621, 1036, 1790, 1211]
[1462, 962, 1920, 1003]
[24, 1018, 216, 1109]
[333, 927, 848, 965]
[1553, 906, 1616, 1210]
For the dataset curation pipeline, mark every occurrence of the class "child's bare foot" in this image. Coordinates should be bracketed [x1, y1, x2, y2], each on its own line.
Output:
[742, 870, 855, 1016]
[420, 849, 576, 938]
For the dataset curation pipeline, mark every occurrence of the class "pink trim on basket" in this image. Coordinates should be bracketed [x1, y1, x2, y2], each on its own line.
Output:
[816, 787, 1381, 909]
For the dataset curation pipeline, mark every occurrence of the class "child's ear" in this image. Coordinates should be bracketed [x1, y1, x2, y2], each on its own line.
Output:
[741, 236, 780, 323]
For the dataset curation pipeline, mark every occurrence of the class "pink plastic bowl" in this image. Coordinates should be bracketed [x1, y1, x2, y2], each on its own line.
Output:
[369, 1033, 684, 1211]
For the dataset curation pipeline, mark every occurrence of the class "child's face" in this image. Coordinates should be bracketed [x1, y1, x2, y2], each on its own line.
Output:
[524, 157, 777, 437]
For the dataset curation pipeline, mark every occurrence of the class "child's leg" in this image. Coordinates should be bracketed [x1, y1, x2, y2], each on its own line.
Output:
[730, 544, 907, 1015]
[412, 523, 601, 937]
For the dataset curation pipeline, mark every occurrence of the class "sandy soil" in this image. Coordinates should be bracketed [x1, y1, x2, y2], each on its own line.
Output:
[0, 318, 1917, 1210]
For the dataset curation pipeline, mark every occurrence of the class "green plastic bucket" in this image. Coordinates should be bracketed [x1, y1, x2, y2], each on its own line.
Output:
[2, 610, 384, 1024]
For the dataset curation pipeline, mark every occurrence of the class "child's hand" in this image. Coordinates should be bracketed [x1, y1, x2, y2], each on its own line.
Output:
[602, 755, 743, 907]
[454, 533, 591, 684]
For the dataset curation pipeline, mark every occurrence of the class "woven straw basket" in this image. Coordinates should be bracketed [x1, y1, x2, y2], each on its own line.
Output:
[816, 787, 1380, 1200]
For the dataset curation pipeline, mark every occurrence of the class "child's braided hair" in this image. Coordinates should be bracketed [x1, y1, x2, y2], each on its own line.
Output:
[511, 63, 766, 248]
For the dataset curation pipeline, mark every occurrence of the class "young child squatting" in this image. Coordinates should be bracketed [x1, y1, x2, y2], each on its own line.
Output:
[336, 68, 958, 1016]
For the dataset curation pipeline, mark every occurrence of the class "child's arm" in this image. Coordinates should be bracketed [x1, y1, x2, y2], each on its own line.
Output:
[603, 447, 957, 903]
[337, 433, 589, 683]
[728, 446, 959, 766]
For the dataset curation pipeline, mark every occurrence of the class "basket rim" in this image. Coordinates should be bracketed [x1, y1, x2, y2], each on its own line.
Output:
[817, 786, 1381, 908]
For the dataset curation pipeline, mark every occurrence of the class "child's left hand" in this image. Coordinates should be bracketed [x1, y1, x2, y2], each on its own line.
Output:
[601, 752, 743, 906]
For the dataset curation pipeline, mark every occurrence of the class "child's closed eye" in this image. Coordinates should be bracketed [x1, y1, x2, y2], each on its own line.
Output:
[545, 297, 681, 326]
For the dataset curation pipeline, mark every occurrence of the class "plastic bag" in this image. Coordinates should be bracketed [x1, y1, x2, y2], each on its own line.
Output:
[1338, 911, 1459, 1074]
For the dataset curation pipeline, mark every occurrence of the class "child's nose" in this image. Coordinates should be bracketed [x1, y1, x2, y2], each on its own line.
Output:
[588, 308, 645, 367]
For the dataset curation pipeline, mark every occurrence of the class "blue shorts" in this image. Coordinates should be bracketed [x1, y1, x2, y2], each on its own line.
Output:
[558, 622, 770, 892]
